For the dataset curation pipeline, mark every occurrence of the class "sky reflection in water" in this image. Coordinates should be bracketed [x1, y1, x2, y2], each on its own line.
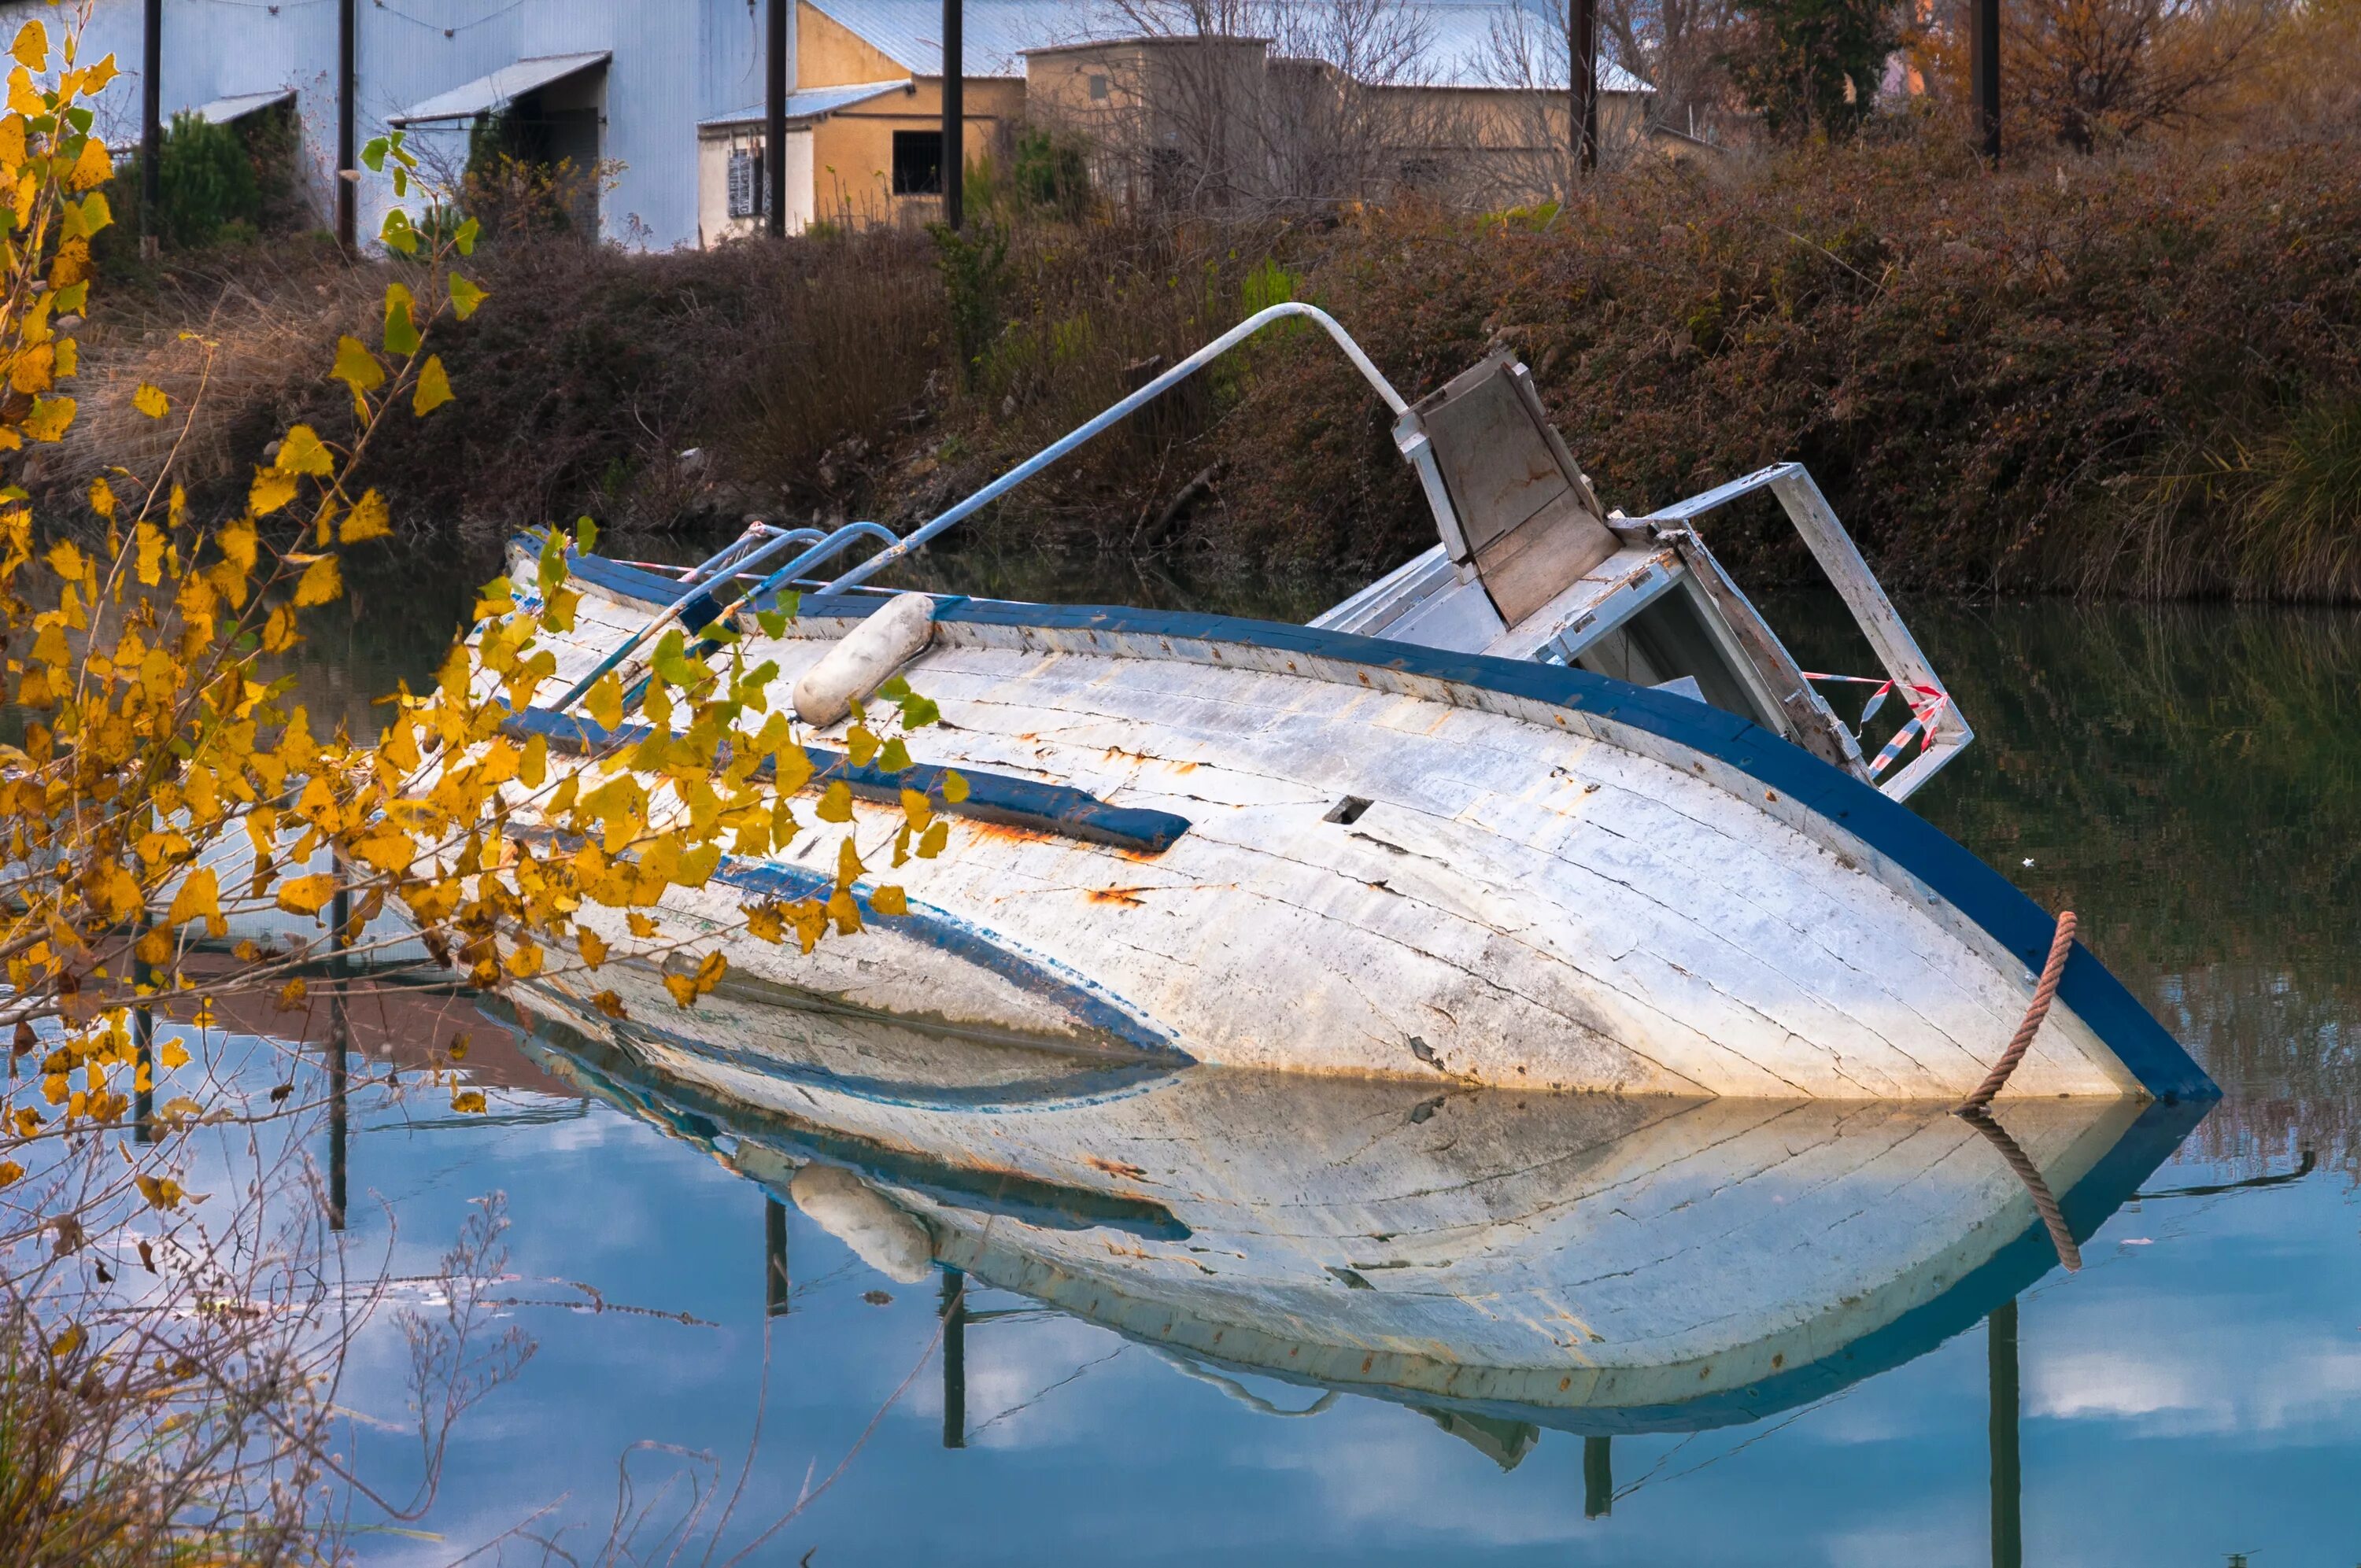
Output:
[299, 590, 2359, 1565]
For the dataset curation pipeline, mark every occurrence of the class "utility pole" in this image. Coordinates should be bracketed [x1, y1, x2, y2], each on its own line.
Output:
[1989, 1301, 2023, 1568]
[336, 0, 357, 252]
[1971, 0, 2001, 163]
[139, 0, 159, 258]
[1570, 0, 1598, 179]
[763, 1197, 790, 1314]
[765, 0, 787, 237]
[940, 1266, 967, 1448]
[940, 0, 963, 227]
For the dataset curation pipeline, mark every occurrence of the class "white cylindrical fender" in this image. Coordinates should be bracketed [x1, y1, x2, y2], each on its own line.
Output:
[790, 592, 937, 728]
[789, 1163, 935, 1283]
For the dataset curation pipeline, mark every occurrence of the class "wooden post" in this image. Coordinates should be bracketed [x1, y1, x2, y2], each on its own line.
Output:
[1971, 0, 2001, 163]
[139, 0, 160, 258]
[1570, 0, 1598, 179]
[940, 1265, 966, 1448]
[132, 916, 155, 1143]
[326, 869, 349, 1230]
[764, 1196, 790, 1315]
[336, 0, 357, 252]
[1583, 1434, 1612, 1517]
[940, 0, 963, 228]
[765, 0, 787, 238]
[1989, 1300, 2022, 1568]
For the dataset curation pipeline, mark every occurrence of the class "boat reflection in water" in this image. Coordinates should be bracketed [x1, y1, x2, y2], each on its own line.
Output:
[508, 983, 2203, 1455]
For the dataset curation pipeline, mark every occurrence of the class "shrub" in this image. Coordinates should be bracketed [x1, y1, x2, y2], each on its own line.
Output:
[91, 102, 306, 279]
[68, 120, 2361, 602]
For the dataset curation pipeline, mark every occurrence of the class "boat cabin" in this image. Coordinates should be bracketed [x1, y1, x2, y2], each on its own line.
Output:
[1311, 349, 1970, 802]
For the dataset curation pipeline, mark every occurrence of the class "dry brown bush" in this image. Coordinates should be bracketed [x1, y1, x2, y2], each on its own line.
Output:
[48, 113, 2361, 603]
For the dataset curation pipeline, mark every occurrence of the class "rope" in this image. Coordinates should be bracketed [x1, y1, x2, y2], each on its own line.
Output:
[1957, 1108, 2082, 1271]
[1957, 910, 2077, 1112]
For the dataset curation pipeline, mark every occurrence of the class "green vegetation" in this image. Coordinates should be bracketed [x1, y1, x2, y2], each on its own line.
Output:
[95, 105, 301, 264]
[1727, 0, 1897, 136]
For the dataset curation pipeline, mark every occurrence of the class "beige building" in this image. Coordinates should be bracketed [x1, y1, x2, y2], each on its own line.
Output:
[695, 0, 1668, 243]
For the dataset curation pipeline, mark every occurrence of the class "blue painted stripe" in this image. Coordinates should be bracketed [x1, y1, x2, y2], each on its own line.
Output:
[505, 707, 1190, 854]
[712, 854, 1188, 1061]
[510, 1019, 1193, 1241]
[493, 736, 1190, 1060]
[556, 546, 2218, 1101]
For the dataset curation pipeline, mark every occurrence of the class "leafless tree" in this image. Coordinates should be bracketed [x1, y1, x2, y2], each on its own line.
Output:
[2006, 0, 2282, 148]
[1599, 0, 1745, 139]
[1475, 1, 1642, 203]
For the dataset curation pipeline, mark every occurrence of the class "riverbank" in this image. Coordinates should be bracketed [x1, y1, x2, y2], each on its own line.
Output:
[69, 121, 2361, 601]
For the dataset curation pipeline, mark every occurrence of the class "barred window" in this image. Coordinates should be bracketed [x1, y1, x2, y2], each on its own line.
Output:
[727, 147, 767, 219]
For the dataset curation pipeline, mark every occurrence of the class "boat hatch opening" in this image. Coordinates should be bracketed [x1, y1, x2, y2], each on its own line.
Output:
[1324, 796, 1373, 825]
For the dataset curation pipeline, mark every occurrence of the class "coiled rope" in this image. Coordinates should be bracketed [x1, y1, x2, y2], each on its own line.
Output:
[1957, 909, 2078, 1112]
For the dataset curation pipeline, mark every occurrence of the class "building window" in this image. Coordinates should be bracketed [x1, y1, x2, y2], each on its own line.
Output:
[727, 146, 767, 218]
[1088, 72, 1109, 100]
[891, 129, 942, 195]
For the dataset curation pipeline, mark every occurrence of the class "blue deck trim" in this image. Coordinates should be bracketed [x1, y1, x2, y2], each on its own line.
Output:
[505, 707, 1190, 855]
[556, 547, 2217, 1102]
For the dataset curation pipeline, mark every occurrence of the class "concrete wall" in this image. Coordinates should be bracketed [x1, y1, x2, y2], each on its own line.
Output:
[1024, 35, 1659, 211]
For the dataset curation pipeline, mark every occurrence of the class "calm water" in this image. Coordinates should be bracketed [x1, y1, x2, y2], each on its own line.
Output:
[301, 556, 2360, 1566]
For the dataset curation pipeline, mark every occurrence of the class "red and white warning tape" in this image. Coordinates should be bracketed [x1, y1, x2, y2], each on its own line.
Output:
[1800, 672, 1952, 777]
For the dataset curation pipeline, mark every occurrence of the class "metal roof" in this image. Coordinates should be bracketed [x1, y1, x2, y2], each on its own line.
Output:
[805, 0, 1084, 78]
[194, 88, 296, 125]
[390, 51, 611, 127]
[810, 1, 1647, 91]
[699, 79, 915, 129]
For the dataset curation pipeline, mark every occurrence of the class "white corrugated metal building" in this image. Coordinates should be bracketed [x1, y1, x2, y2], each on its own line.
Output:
[8, 0, 1649, 250]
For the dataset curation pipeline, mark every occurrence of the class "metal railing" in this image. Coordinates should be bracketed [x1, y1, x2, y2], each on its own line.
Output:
[546, 519, 896, 716]
[817, 302, 1411, 595]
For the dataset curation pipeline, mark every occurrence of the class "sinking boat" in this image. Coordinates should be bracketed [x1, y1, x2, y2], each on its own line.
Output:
[504, 991, 2204, 1437]
[490, 303, 2212, 1103]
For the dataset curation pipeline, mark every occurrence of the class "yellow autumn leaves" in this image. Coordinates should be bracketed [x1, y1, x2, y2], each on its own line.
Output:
[0, 16, 111, 456]
[0, 19, 504, 1170]
[0, 9, 955, 1219]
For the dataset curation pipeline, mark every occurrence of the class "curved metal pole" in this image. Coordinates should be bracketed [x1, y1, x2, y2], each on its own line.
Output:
[1147, 1346, 1341, 1417]
[688, 524, 822, 587]
[546, 525, 818, 714]
[821, 302, 1411, 594]
[726, 522, 901, 615]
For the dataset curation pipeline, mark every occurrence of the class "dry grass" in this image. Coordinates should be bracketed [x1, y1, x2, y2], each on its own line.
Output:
[49, 242, 375, 505]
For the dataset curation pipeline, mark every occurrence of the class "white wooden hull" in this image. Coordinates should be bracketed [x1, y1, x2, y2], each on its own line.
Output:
[489, 549, 2209, 1101]
[509, 988, 2200, 1433]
